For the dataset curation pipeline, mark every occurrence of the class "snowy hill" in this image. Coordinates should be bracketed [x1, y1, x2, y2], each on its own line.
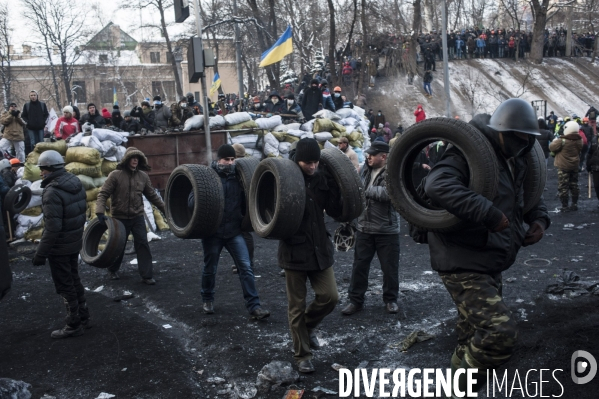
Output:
[370, 58, 599, 127]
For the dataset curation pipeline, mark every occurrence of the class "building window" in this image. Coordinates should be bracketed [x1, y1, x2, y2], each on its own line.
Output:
[152, 81, 176, 102]
[150, 52, 161, 63]
[72, 81, 86, 104]
[99, 54, 108, 63]
[100, 82, 114, 104]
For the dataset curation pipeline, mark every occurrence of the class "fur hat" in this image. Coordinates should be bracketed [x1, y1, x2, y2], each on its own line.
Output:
[217, 144, 236, 159]
[295, 138, 321, 163]
[117, 147, 151, 171]
[62, 105, 73, 114]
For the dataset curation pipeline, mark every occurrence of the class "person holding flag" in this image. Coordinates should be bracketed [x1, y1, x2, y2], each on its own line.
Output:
[210, 73, 222, 96]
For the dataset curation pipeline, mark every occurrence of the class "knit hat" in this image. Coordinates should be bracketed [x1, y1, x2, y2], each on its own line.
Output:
[62, 105, 73, 114]
[153, 95, 162, 102]
[232, 143, 246, 158]
[123, 110, 131, 117]
[295, 138, 321, 163]
[217, 144, 236, 159]
[113, 104, 120, 110]
[101, 108, 111, 119]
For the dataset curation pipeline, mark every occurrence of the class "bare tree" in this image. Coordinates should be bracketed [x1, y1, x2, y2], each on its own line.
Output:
[327, 0, 338, 86]
[0, 2, 13, 109]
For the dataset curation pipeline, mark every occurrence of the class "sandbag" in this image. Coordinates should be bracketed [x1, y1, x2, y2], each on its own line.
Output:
[313, 109, 341, 120]
[114, 146, 126, 162]
[100, 140, 117, 158]
[92, 128, 128, 145]
[34, 140, 67, 155]
[353, 106, 366, 117]
[271, 131, 287, 142]
[101, 160, 118, 176]
[86, 188, 100, 202]
[80, 136, 104, 153]
[183, 115, 204, 131]
[324, 140, 337, 149]
[283, 135, 300, 143]
[17, 214, 44, 231]
[314, 132, 333, 142]
[209, 115, 226, 128]
[153, 206, 169, 231]
[88, 201, 97, 218]
[329, 138, 340, 146]
[224, 112, 252, 126]
[29, 180, 43, 195]
[264, 133, 280, 157]
[24, 226, 44, 241]
[349, 131, 362, 141]
[255, 115, 282, 130]
[286, 129, 304, 138]
[23, 162, 42, 182]
[25, 194, 42, 209]
[227, 120, 259, 130]
[300, 119, 316, 132]
[26, 151, 40, 165]
[313, 119, 335, 133]
[230, 134, 260, 149]
[331, 130, 341, 138]
[301, 132, 314, 139]
[336, 108, 361, 120]
[66, 147, 101, 165]
[67, 132, 85, 147]
[278, 142, 292, 154]
[273, 123, 301, 132]
[77, 175, 95, 191]
[65, 161, 103, 178]
[20, 206, 42, 217]
[350, 140, 362, 148]
[331, 121, 347, 133]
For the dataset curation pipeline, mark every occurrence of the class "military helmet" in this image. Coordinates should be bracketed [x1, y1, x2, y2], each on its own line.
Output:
[37, 150, 65, 169]
[487, 98, 540, 135]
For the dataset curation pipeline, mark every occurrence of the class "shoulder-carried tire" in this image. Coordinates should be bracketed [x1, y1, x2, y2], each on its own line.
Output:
[166, 164, 224, 239]
[235, 157, 261, 232]
[81, 217, 127, 268]
[523, 141, 547, 214]
[4, 184, 32, 214]
[320, 148, 365, 222]
[249, 158, 305, 240]
[386, 117, 499, 232]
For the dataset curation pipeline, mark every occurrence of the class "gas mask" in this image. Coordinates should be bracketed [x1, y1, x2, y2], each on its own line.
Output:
[287, 100, 294, 106]
[217, 163, 236, 175]
[499, 132, 533, 158]
[180, 102, 187, 108]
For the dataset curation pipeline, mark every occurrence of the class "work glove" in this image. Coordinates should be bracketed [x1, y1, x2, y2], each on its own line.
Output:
[523, 221, 545, 247]
[96, 213, 108, 225]
[32, 254, 46, 266]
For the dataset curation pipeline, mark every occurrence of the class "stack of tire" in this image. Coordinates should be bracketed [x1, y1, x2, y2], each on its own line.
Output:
[385, 117, 546, 232]
[164, 148, 365, 241]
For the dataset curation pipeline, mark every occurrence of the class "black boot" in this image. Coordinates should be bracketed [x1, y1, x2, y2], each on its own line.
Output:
[559, 200, 570, 212]
[51, 299, 83, 339]
[78, 297, 92, 329]
[570, 197, 578, 211]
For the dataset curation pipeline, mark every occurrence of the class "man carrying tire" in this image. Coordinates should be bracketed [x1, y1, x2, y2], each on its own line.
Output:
[281, 138, 343, 374]
[341, 141, 401, 316]
[96, 147, 166, 284]
[422, 98, 550, 398]
[190, 145, 270, 320]
[32, 150, 89, 339]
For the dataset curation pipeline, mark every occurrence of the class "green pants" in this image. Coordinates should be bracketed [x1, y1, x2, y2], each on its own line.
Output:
[557, 169, 579, 203]
[440, 272, 518, 369]
[285, 267, 339, 363]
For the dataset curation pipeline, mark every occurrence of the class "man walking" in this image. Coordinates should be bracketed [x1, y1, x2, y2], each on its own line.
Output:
[341, 141, 400, 316]
[337, 137, 359, 170]
[0, 102, 26, 162]
[21, 90, 49, 150]
[32, 150, 89, 338]
[96, 147, 166, 284]
[550, 121, 583, 211]
[280, 138, 343, 373]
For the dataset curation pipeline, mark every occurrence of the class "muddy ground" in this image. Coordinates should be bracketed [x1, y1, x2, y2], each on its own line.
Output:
[1, 162, 598, 399]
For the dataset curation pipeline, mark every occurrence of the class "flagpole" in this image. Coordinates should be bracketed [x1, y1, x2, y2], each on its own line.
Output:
[192, 0, 212, 163]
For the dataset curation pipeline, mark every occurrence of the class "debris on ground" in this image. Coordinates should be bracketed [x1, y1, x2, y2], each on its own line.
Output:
[545, 270, 599, 296]
[95, 394, 115, 399]
[331, 363, 348, 371]
[312, 386, 337, 395]
[113, 291, 135, 302]
[0, 378, 32, 399]
[234, 382, 258, 399]
[390, 330, 435, 351]
[255, 361, 299, 394]
[206, 377, 226, 384]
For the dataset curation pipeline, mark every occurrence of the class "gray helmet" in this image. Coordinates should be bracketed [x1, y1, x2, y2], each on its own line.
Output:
[37, 150, 65, 169]
[487, 98, 540, 135]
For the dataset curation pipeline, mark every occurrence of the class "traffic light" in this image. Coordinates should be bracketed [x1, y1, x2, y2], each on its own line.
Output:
[174, 0, 189, 23]
[188, 37, 204, 82]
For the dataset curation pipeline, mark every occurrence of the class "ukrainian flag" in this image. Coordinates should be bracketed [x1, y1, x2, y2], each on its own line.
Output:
[259, 26, 293, 68]
[210, 72, 221, 95]
[113, 87, 118, 105]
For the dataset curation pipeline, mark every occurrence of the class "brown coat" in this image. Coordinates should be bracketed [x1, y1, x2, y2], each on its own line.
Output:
[549, 133, 583, 171]
[1, 111, 25, 141]
[96, 147, 165, 219]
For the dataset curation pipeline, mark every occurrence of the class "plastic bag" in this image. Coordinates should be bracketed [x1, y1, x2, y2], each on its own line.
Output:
[209, 115, 226, 129]
[278, 142, 291, 154]
[230, 134, 260, 149]
[92, 128, 128, 145]
[263, 133, 280, 157]
[183, 115, 204, 131]
[314, 132, 333, 142]
[255, 115, 282, 130]
[224, 112, 252, 126]
[312, 109, 341, 120]
[29, 180, 43, 195]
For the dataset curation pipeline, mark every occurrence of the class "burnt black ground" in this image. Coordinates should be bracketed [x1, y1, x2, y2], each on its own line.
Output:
[1, 162, 598, 399]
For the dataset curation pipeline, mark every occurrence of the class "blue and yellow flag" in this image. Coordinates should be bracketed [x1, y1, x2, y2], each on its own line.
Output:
[209, 72, 221, 95]
[259, 26, 293, 68]
[113, 87, 118, 105]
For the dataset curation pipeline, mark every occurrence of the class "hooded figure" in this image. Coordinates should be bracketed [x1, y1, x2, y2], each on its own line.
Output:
[265, 92, 284, 114]
[301, 79, 324, 120]
[96, 147, 166, 283]
[112, 105, 124, 128]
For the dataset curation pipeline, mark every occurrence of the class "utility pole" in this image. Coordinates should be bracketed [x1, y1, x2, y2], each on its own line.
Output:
[441, 0, 451, 117]
[565, 5, 573, 57]
[232, 0, 245, 107]
[191, 0, 212, 163]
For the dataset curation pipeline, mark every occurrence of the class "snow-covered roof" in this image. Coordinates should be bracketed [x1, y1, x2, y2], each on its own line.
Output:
[10, 49, 167, 68]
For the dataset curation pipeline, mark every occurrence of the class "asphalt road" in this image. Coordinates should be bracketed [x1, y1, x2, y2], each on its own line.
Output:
[1, 162, 598, 399]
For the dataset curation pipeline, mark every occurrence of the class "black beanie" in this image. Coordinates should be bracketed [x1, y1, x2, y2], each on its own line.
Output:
[217, 144, 236, 159]
[295, 138, 321, 163]
[113, 104, 120, 110]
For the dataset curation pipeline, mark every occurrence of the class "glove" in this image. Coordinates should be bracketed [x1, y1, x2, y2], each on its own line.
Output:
[523, 221, 545, 247]
[32, 254, 46, 266]
[96, 213, 108, 225]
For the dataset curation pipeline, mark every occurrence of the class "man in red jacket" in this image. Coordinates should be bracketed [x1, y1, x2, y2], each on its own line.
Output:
[54, 106, 80, 140]
[414, 104, 426, 123]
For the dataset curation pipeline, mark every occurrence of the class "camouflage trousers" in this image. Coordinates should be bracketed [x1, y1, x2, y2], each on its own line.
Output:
[557, 169, 579, 203]
[439, 272, 518, 368]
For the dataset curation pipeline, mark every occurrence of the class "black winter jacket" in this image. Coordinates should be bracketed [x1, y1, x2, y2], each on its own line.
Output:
[423, 114, 551, 274]
[356, 164, 400, 235]
[22, 100, 49, 130]
[301, 87, 323, 120]
[37, 169, 87, 257]
[536, 129, 554, 158]
[120, 119, 141, 133]
[80, 112, 106, 129]
[278, 164, 342, 271]
[587, 136, 599, 172]
[0, 168, 16, 188]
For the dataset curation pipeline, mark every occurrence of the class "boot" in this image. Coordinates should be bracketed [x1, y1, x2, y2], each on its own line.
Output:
[51, 299, 83, 339]
[559, 200, 570, 212]
[78, 298, 92, 329]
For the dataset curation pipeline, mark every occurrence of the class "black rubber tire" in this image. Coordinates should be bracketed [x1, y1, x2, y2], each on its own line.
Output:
[320, 148, 365, 222]
[386, 117, 499, 232]
[4, 184, 32, 214]
[523, 140, 547, 214]
[166, 164, 224, 239]
[249, 158, 305, 240]
[235, 157, 261, 232]
[80, 217, 127, 268]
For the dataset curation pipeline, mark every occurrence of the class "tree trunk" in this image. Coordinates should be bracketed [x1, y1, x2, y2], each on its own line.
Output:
[159, 3, 183, 99]
[44, 36, 61, 107]
[326, 0, 337, 86]
[530, 0, 548, 64]
[60, 48, 72, 105]
[342, 0, 358, 57]
[246, 0, 278, 90]
[413, 0, 422, 34]
[356, 0, 367, 95]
